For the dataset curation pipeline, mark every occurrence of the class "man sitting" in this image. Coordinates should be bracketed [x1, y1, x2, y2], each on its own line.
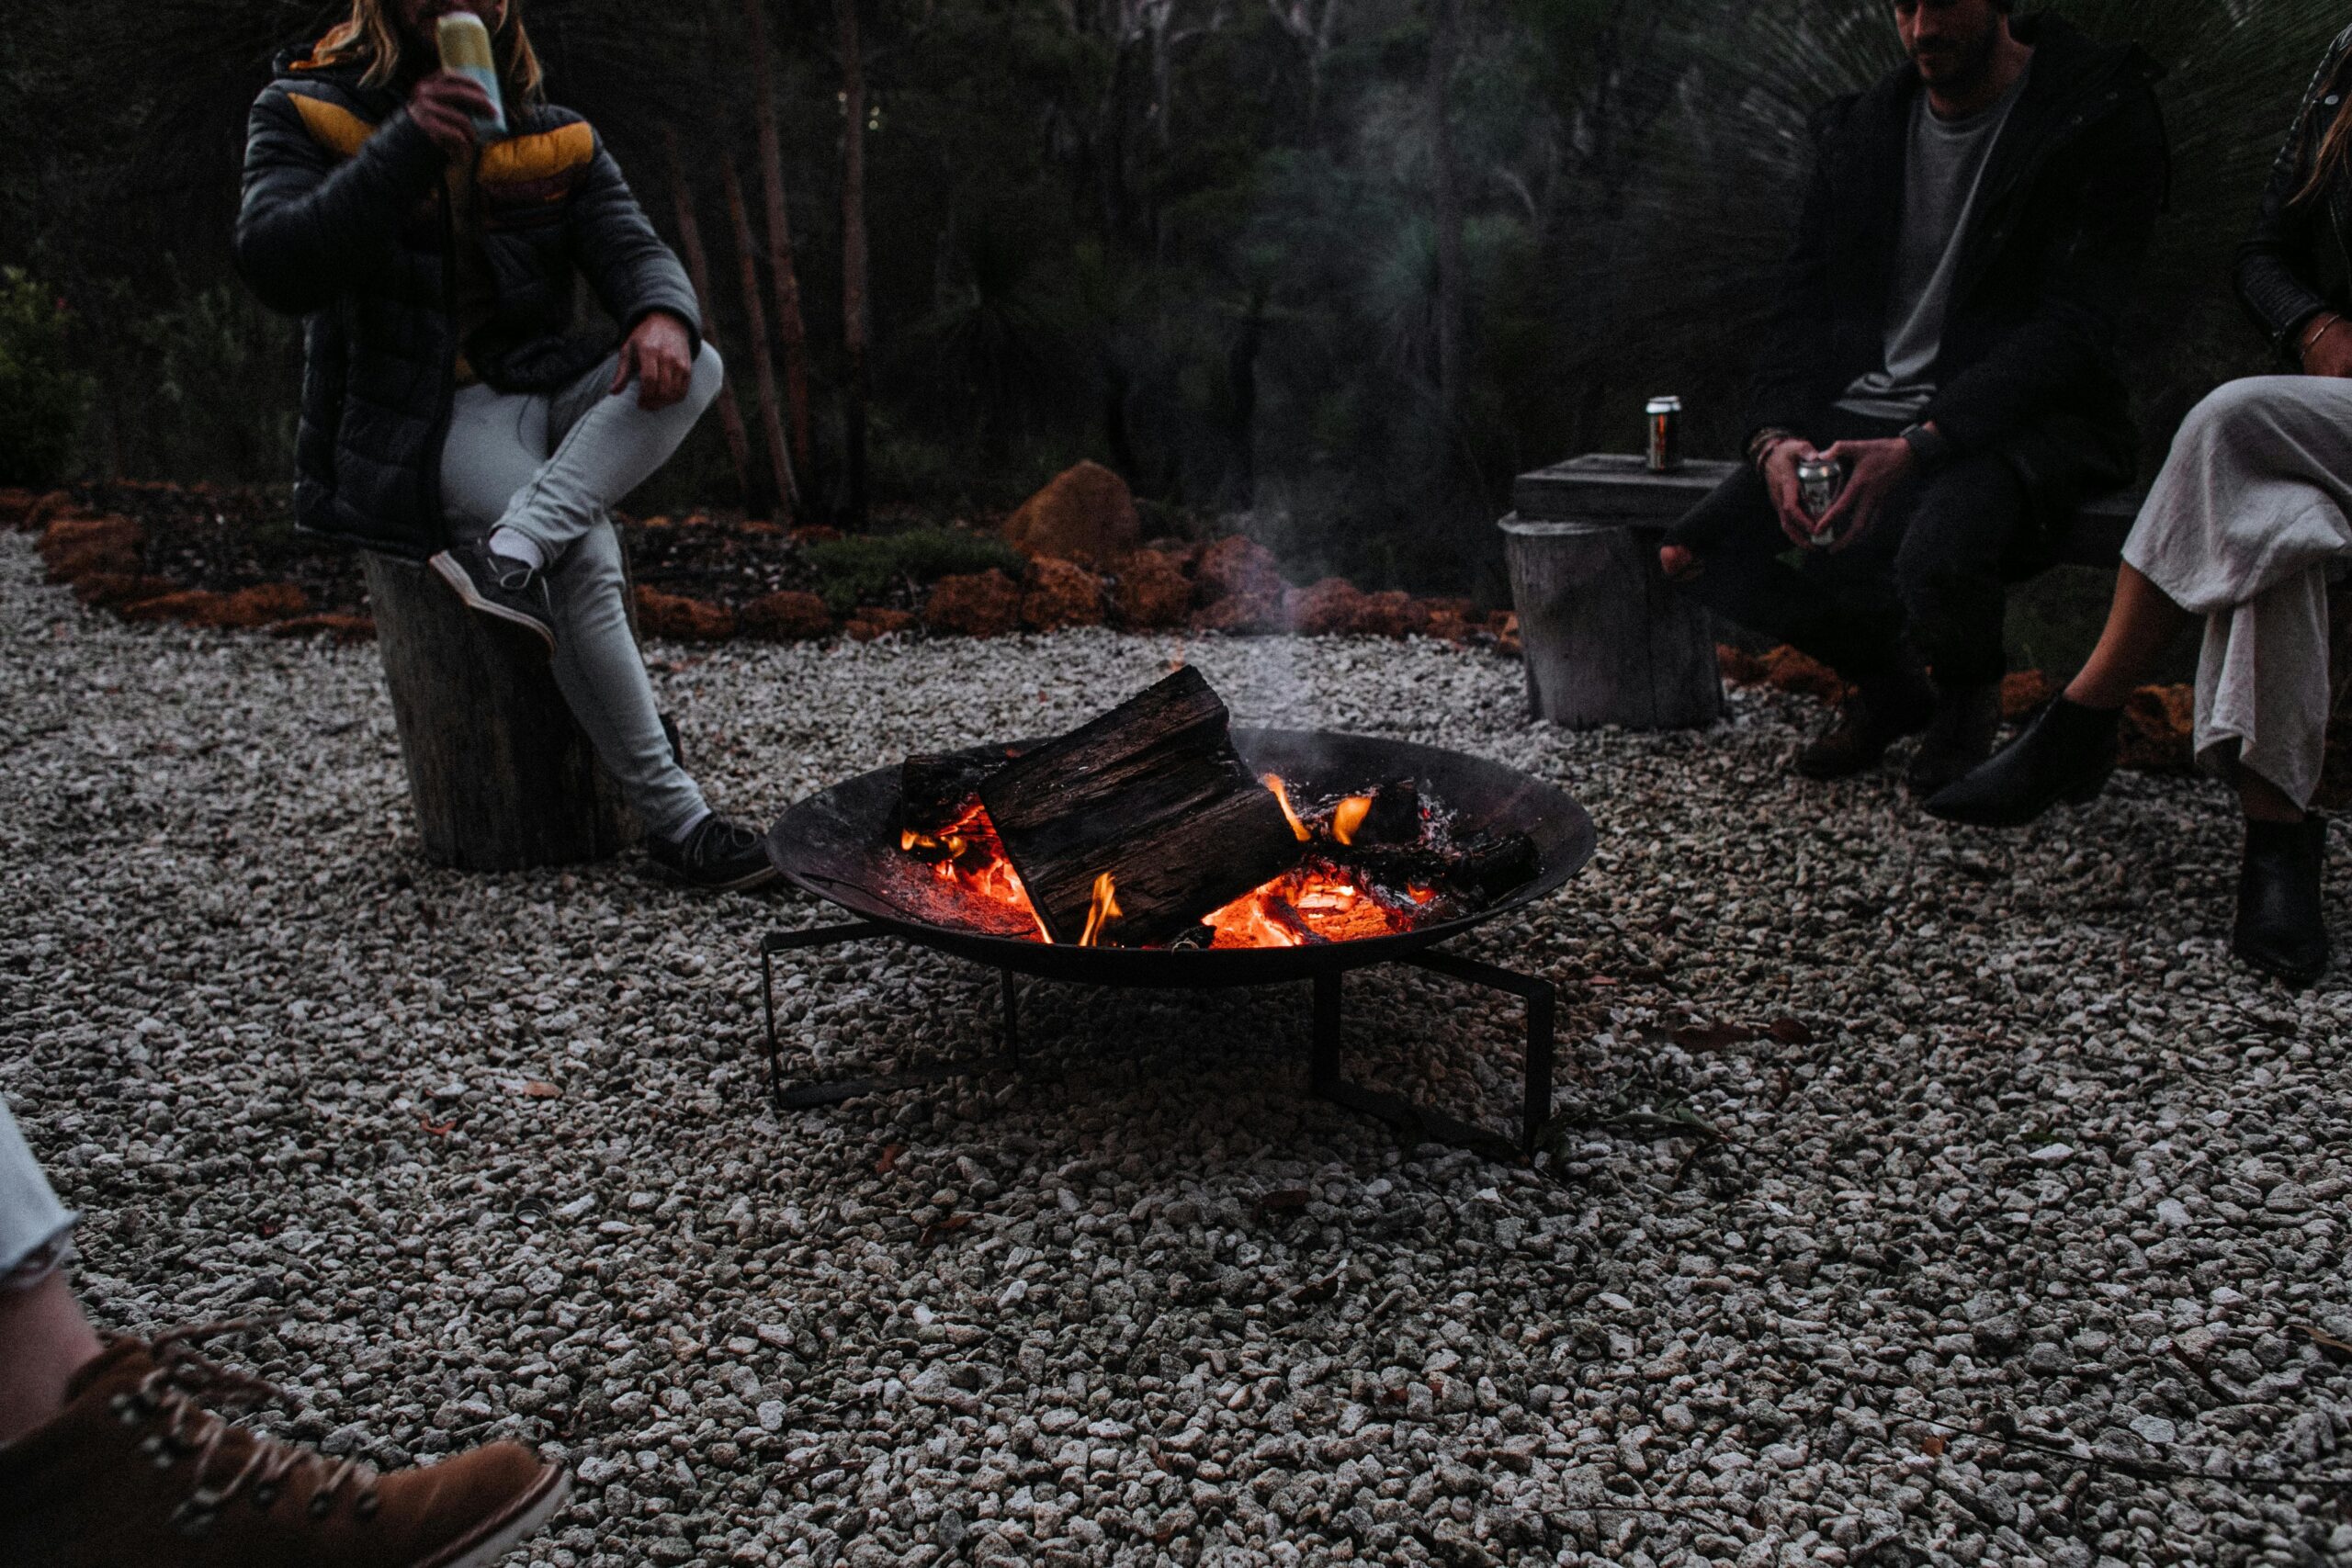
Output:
[1659, 0, 2168, 795]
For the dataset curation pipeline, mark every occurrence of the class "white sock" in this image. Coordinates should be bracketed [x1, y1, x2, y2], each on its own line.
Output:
[668, 807, 712, 845]
[488, 527, 546, 572]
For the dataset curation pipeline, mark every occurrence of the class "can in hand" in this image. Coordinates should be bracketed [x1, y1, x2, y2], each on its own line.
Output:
[1795, 454, 1845, 545]
[436, 12, 509, 140]
[1645, 396, 1683, 473]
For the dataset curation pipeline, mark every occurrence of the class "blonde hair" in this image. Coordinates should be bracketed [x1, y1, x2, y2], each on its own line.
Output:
[308, 1, 545, 103]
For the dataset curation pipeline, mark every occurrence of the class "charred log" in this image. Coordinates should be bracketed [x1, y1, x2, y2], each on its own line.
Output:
[899, 753, 1005, 838]
[978, 668, 1306, 946]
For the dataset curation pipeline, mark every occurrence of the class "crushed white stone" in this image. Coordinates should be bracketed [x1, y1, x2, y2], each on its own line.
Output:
[3, 533, 2349, 1567]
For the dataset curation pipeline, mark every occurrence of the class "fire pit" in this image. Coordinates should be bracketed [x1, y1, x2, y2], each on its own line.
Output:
[758, 727, 1596, 1156]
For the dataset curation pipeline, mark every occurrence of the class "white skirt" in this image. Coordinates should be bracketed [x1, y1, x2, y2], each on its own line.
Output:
[2120, 375, 2352, 808]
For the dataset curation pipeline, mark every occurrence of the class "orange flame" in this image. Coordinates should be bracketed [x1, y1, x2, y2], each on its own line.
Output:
[1261, 773, 1313, 841]
[901, 788, 1442, 951]
[1331, 795, 1374, 846]
[1078, 873, 1122, 947]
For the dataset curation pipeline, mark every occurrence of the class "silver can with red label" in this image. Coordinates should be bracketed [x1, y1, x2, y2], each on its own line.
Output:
[1796, 454, 1844, 542]
[1645, 397, 1683, 473]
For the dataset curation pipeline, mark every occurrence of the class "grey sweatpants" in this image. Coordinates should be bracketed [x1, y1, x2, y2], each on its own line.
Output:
[2122, 376, 2352, 809]
[439, 343, 726, 840]
[0, 1100, 74, 1293]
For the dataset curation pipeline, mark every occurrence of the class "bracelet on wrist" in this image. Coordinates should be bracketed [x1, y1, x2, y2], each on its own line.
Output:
[1747, 428, 1798, 470]
[2303, 314, 2345, 366]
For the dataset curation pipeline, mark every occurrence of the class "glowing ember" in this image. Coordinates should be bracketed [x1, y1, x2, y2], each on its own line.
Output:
[1079, 873, 1122, 947]
[899, 798, 1053, 943]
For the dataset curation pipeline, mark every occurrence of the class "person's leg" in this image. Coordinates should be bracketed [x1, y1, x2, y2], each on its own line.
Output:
[492, 342, 725, 564]
[1660, 459, 1911, 681]
[0, 1100, 96, 1447]
[2065, 565, 2194, 709]
[1887, 453, 2030, 792]
[542, 520, 710, 841]
[1931, 377, 2352, 829]
[432, 381, 562, 643]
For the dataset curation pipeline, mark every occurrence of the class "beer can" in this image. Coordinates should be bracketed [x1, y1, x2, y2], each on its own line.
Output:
[1645, 396, 1683, 473]
[1796, 454, 1844, 542]
[437, 13, 509, 139]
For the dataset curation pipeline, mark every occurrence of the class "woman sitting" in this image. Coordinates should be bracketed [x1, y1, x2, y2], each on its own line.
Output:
[1927, 21, 2352, 986]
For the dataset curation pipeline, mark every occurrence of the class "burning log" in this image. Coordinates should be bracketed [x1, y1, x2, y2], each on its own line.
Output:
[1340, 829, 1541, 908]
[899, 752, 1005, 838]
[978, 667, 1306, 946]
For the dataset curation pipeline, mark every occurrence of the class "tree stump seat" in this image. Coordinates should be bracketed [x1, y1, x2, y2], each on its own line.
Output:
[361, 552, 637, 871]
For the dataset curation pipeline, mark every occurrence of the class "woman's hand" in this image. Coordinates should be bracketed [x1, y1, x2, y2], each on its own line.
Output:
[407, 71, 494, 163]
[612, 311, 695, 410]
[2301, 311, 2352, 378]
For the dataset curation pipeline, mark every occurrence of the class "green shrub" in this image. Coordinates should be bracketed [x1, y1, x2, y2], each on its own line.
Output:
[0, 268, 94, 486]
[803, 527, 1027, 614]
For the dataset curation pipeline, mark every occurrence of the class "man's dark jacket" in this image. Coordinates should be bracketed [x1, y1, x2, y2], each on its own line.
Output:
[234, 43, 701, 558]
[1747, 14, 2168, 514]
[2237, 21, 2352, 361]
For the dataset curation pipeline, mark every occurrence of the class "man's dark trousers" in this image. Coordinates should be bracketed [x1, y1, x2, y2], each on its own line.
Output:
[1664, 410, 2035, 688]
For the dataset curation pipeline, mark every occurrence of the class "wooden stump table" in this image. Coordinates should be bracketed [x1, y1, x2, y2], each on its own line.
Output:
[362, 552, 636, 871]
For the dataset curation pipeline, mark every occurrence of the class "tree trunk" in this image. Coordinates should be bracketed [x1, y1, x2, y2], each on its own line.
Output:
[740, 0, 815, 480]
[722, 156, 799, 525]
[839, 0, 872, 529]
[361, 553, 637, 868]
[1429, 0, 1465, 468]
[662, 131, 759, 512]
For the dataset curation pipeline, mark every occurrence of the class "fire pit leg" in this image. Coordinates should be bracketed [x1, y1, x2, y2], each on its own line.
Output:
[758, 921, 888, 1109]
[1400, 950, 1556, 1157]
[1001, 970, 1023, 1065]
[1309, 971, 1342, 1096]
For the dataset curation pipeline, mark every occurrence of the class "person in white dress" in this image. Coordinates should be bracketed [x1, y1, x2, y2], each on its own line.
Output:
[1928, 21, 2352, 987]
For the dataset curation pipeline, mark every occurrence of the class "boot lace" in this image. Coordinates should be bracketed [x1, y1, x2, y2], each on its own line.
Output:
[105, 1321, 383, 1539]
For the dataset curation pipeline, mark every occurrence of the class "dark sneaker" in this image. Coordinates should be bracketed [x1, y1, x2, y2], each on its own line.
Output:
[1793, 670, 1936, 781]
[2233, 816, 2329, 987]
[430, 540, 555, 652]
[648, 813, 780, 891]
[1924, 697, 2120, 829]
[0, 1326, 567, 1568]
[1904, 682, 2003, 796]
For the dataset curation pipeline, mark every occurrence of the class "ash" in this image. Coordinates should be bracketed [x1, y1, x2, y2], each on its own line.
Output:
[2, 533, 2348, 1567]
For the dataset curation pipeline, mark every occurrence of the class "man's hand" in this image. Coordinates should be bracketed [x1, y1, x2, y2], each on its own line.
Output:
[2301, 312, 2352, 379]
[1812, 436, 1917, 553]
[612, 311, 696, 410]
[1759, 437, 1821, 548]
[407, 71, 495, 164]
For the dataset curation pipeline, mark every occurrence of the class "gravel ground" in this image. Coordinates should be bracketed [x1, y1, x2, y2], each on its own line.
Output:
[4, 528, 2350, 1568]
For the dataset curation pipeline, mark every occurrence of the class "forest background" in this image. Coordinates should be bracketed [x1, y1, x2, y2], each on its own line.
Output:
[0, 0, 2340, 603]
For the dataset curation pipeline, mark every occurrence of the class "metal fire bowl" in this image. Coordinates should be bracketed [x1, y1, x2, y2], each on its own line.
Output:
[764, 728, 1597, 989]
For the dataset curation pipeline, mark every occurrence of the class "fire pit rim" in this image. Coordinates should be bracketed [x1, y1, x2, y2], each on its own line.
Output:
[763, 727, 1596, 990]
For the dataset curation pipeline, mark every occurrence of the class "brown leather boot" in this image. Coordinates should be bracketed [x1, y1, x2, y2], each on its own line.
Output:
[0, 1327, 567, 1568]
[1793, 668, 1937, 781]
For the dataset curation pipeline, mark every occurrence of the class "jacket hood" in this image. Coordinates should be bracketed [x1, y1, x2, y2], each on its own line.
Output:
[272, 37, 403, 112]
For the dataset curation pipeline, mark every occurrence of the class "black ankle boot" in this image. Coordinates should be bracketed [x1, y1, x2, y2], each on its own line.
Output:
[1905, 682, 2004, 796]
[1922, 697, 2120, 828]
[2233, 816, 2329, 986]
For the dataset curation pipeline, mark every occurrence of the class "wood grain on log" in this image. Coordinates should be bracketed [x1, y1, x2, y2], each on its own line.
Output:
[362, 553, 633, 870]
[1502, 516, 1723, 731]
[978, 668, 1304, 946]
